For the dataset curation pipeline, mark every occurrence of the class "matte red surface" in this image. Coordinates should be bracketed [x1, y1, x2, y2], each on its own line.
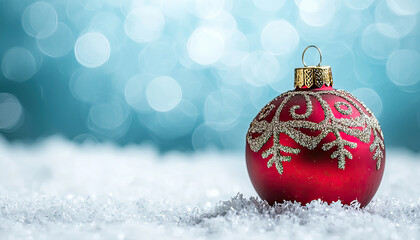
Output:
[246, 87, 385, 207]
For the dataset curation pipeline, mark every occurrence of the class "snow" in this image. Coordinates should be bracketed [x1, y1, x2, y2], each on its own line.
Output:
[0, 137, 420, 239]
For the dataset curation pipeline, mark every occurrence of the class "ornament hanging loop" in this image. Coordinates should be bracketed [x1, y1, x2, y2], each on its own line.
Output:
[302, 45, 322, 67]
[295, 45, 332, 89]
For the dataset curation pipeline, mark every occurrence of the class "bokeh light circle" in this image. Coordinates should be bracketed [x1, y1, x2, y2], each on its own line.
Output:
[88, 99, 131, 138]
[172, 68, 207, 101]
[386, 0, 420, 16]
[298, 0, 336, 27]
[194, 0, 225, 19]
[146, 76, 182, 112]
[89, 102, 126, 130]
[204, 89, 242, 131]
[219, 30, 249, 67]
[138, 42, 177, 75]
[192, 123, 222, 150]
[90, 11, 121, 30]
[375, 1, 416, 38]
[261, 20, 299, 55]
[2, 47, 37, 82]
[83, 0, 104, 11]
[69, 69, 109, 103]
[242, 51, 280, 86]
[343, 0, 374, 10]
[65, 0, 93, 30]
[386, 50, 420, 87]
[0, 93, 23, 130]
[201, 11, 237, 36]
[161, 0, 192, 20]
[351, 88, 383, 116]
[321, 42, 355, 87]
[124, 7, 165, 43]
[37, 22, 74, 58]
[253, 0, 285, 12]
[188, 27, 224, 65]
[362, 24, 399, 60]
[21, 1, 58, 39]
[74, 32, 110, 68]
[124, 74, 153, 112]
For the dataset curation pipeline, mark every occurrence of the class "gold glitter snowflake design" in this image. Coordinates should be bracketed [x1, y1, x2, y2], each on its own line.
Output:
[246, 90, 384, 175]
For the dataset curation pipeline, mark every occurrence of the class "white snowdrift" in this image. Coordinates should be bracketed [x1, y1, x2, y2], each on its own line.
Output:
[0, 137, 419, 239]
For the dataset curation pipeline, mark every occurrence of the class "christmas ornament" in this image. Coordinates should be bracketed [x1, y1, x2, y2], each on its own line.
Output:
[246, 46, 385, 207]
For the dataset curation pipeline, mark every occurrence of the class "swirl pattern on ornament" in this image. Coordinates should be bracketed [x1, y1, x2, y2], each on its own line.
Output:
[289, 94, 313, 119]
[246, 90, 385, 175]
[334, 102, 353, 115]
[259, 104, 275, 120]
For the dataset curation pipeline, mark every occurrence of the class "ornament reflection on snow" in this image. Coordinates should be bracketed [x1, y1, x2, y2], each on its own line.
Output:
[246, 46, 385, 207]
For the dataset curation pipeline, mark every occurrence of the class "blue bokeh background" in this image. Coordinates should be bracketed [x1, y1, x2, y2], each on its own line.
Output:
[0, 0, 419, 151]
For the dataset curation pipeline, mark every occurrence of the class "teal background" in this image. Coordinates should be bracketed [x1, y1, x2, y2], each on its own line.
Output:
[0, 0, 420, 151]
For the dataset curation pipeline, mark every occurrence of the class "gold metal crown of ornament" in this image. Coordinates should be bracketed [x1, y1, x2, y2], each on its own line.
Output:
[294, 45, 333, 89]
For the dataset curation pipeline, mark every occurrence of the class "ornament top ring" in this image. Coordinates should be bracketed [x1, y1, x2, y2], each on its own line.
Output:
[302, 45, 322, 67]
[295, 45, 332, 89]
[245, 45, 385, 207]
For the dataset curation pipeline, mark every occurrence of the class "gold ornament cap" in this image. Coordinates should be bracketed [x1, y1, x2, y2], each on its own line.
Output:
[294, 45, 333, 89]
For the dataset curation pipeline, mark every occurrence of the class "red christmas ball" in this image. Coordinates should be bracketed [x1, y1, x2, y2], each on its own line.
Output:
[246, 46, 385, 207]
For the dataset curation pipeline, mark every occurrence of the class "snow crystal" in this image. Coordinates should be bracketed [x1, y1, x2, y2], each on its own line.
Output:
[0, 137, 419, 239]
